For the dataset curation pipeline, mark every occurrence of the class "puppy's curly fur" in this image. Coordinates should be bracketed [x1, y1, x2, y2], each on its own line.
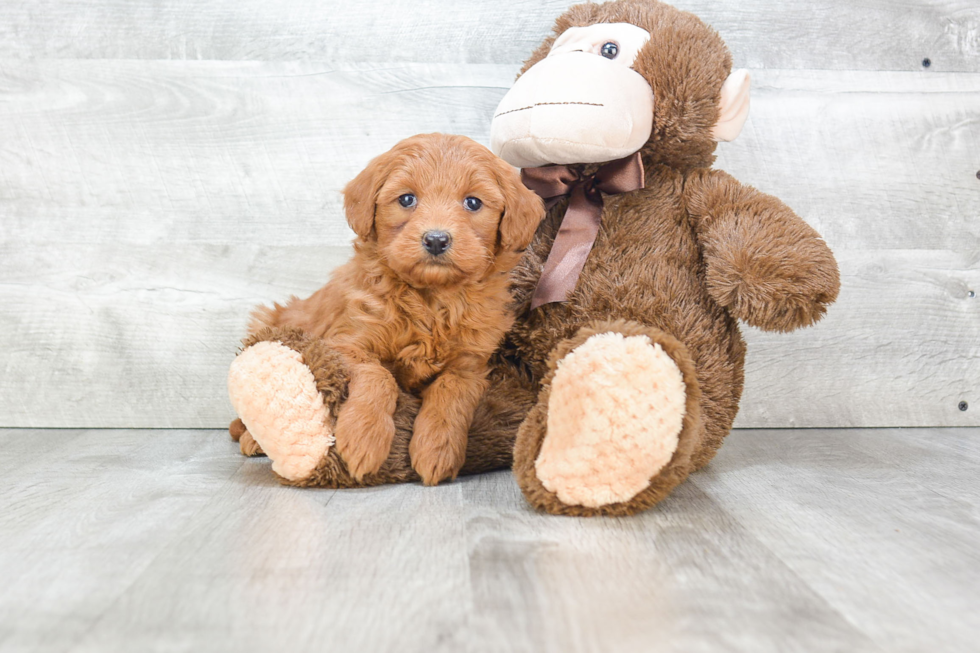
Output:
[246, 133, 544, 485]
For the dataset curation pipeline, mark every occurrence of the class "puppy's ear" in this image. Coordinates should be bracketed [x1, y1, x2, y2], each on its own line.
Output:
[343, 150, 397, 239]
[494, 160, 545, 252]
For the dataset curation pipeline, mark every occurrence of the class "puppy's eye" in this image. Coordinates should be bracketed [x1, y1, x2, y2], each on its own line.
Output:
[398, 193, 417, 208]
[600, 42, 619, 59]
[463, 197, 483, 212]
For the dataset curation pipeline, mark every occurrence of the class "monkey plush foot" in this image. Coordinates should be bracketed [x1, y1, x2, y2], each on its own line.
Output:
[538, 332, 685, 506]
[228, 341, 335, 482]
[513, 321, 703, 516]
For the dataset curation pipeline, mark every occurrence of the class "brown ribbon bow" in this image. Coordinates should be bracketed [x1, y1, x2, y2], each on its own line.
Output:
[521, 152, 645, 310]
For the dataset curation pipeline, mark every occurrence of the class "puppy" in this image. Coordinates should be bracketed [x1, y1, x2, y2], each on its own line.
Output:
[247, 133, 544, 485]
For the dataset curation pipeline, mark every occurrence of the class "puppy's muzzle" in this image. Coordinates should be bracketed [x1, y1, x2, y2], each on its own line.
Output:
[422, 230, 452, 256]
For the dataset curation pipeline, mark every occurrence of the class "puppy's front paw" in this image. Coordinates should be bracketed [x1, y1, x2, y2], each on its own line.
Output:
[409, 426, 466, 486]
[334, 399, 396, 481]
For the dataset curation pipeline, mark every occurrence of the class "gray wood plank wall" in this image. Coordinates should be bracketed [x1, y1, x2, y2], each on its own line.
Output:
[0, 1, 977, 428]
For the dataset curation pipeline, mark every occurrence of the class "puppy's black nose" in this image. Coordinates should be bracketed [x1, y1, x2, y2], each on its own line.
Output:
[422, 230, 452, 256]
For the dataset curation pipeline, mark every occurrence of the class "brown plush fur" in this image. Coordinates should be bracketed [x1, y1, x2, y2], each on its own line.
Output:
[232, 0, 840, 516]
[242, 134, 543, 485]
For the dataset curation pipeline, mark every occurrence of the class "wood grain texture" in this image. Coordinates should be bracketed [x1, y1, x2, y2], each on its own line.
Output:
[738, 249, 979, 428]
[0, 62, 976, 428]
[1, 427, 977, 652]
[0, 61, 514, 245]
[716, 70, 980, 252]
[0, 1, 977, 72]
[1, 245, 975, 429]
[2, 65, 976, 249]
[693, 427, 980, 653]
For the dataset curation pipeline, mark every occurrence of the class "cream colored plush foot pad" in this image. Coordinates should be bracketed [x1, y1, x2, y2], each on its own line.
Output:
[228, 341, 334, 481]
[535, 333, 686, 508]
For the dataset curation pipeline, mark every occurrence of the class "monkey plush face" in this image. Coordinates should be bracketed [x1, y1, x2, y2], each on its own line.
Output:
[490, 0, 752, 170]
[490, 23, 655, 168]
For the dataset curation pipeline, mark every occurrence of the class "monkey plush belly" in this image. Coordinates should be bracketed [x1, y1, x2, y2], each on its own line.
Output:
[511, 185, 711, 337]
[579, 193, 748, 412]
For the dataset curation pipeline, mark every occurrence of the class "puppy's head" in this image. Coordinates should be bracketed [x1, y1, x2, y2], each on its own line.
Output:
[344, 133, 544, 288]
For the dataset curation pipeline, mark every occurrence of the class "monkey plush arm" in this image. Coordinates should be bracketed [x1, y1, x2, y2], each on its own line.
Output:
[685, 169, 840, 332]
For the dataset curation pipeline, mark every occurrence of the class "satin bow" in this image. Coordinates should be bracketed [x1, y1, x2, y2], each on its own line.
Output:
[521, 152, 645, 310]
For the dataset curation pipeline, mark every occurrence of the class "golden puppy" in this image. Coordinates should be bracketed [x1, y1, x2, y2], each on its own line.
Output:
[248, 133, 544, 485]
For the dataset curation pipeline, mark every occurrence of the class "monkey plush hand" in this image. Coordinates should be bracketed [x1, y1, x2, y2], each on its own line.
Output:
[228, 0, 840, 518]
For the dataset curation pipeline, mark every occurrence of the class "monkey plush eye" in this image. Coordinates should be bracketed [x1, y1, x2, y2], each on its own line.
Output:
[463, 197, 483, 212]
[398, 193, 417, 208]
[600, 42, 619, 59]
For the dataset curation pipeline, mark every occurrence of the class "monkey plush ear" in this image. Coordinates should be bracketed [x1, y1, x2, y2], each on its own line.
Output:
[343, 152, 395, 239]
[712, 69, 751, 142]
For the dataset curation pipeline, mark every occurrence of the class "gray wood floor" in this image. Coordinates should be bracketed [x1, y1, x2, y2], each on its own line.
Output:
[1, 428, 978, 653]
